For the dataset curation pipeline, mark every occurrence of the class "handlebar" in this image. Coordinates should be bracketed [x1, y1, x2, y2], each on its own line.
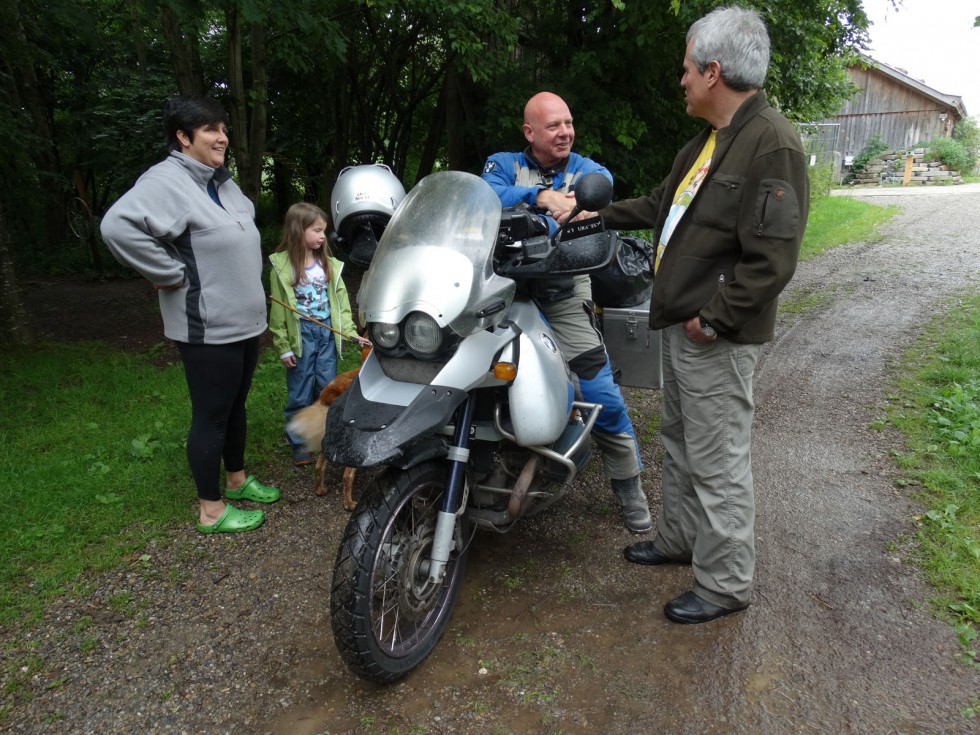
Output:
[494, 209, 618, 280]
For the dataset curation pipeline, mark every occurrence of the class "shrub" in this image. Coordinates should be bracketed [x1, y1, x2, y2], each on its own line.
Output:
[927, 137, 972, 172]
[807, 162, 834, 201]
[850, 132, 889, 174]
[952, 117, 979, 170]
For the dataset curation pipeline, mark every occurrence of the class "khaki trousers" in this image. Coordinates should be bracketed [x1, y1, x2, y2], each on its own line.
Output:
[655, 324, 761, 608]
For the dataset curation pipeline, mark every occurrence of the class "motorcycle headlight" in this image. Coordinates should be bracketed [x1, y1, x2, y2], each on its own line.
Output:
[404, 312, 442, 355]
[371, 322, 401, 350]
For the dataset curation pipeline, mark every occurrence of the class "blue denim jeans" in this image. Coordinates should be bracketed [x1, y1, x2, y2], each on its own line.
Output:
[284, 318, 338, 447]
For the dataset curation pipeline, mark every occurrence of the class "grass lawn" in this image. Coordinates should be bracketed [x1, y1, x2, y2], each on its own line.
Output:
[0, 341, 363, 626]
[801, 194, 898, 261]
[884, 294, 980, 673]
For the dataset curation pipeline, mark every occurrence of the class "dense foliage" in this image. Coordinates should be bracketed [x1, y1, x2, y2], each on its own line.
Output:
[0, 0, 875, 343]
[849, 132, 889, 174]
[926, 137, 974, 174]
[952, 116, 980, 172]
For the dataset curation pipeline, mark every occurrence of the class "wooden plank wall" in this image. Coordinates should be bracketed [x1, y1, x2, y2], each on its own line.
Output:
[833, 67, 955, 158]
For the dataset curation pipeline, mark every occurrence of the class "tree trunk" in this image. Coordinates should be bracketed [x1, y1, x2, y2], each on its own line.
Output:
[159, 5, 206, 96]
[0, 202, 35, 347]
[72, 171, 103, 274]
[244, 22, 268, 206]
[8, 0, 67, 250]
[226, 7, 252, 193]
[445, 65, 468, 172]
[271, 157, 294, 222]
[225, 8, 267, 205]
[415, 75, 449, 184]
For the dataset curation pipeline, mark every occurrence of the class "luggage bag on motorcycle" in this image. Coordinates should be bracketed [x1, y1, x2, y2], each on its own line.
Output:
[600, 298, 663, 390]
[590, 235, 654, 308]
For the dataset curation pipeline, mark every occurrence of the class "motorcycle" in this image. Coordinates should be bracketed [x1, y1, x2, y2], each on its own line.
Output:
[324, 169, 618, 683]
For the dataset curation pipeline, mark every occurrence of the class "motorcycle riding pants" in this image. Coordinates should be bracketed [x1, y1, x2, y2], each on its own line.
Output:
[538, 275, 643, 481]
[656, 323, 761, 608]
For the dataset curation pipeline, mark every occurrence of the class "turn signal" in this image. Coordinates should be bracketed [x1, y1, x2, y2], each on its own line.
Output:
[493, 362, 517, 381]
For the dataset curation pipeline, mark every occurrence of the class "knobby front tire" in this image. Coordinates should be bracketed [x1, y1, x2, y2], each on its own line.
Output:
[330, 460, 469, 683]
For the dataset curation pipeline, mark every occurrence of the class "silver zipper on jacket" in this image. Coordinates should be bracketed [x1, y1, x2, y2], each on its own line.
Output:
[757, 192, 770, 236]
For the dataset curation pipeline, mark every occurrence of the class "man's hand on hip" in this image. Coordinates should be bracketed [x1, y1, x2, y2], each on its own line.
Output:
[684, 315, 718, 343]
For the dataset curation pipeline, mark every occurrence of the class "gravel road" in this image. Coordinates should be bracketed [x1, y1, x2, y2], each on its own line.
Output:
[2, 185, 979, 735]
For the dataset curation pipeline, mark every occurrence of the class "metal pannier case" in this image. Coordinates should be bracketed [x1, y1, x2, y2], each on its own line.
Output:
[599, 299, 662, 390]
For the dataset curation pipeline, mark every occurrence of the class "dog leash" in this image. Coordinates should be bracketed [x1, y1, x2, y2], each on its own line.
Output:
[268, 295, 369, 346]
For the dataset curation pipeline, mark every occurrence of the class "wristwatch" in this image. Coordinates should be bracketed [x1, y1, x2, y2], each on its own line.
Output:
[698, 316, 717, 338]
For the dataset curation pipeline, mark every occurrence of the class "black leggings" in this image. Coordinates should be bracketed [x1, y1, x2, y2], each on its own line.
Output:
[176, 337, 260, 501]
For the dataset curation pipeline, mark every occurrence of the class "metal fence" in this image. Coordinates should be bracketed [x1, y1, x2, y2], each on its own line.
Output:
[798, 122, 844, 188]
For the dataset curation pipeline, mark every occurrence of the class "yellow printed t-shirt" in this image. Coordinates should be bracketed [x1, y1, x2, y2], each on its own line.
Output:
[656, 130, 717, 273]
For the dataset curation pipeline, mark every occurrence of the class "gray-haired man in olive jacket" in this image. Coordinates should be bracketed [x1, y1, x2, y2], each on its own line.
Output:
[601, 5, 809, 624]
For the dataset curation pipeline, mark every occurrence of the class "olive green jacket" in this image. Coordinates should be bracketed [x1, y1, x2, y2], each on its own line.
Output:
[601, 92, 809, 343]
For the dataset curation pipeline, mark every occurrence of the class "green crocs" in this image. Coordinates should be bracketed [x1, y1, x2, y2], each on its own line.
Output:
[225, 475, 280, 503]
[196, 504, 264, 534]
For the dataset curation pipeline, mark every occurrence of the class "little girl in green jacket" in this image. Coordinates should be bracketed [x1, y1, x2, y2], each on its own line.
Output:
[269, 203, 364, 464]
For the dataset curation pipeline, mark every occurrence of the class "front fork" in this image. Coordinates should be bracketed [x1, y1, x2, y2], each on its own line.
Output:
[427, 393, 476, 584]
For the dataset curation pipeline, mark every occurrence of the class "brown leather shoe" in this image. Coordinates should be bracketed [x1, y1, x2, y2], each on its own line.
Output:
[664, 590, 748, 624]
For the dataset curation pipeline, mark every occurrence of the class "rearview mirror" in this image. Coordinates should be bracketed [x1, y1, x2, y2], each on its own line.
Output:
[574, 172, 613, 212]
[551, 172, 613, 247]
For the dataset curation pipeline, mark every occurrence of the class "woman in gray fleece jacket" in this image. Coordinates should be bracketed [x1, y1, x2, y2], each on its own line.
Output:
[101, 96, 279, 534]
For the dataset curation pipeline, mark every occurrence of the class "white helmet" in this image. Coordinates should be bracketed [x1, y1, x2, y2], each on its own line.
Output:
[330, 163, 406, 267]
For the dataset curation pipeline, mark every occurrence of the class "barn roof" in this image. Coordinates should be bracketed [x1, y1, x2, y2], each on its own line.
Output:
[858, 54, 968, 118]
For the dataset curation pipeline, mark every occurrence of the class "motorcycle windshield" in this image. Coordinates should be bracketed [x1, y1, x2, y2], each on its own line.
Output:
[358, 171, 515, 337]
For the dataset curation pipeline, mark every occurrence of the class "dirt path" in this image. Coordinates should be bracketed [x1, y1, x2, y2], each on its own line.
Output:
[261, 186, 980, 734]
[4, 187, 979, 735]
[730, 186, 980, 733]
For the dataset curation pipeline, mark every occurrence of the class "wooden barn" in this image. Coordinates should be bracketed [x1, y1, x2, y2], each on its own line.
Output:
[831, 55, 967, 161]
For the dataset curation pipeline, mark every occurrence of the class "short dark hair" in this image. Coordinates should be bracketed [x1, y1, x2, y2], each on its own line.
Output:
[163, 96, 230, 152]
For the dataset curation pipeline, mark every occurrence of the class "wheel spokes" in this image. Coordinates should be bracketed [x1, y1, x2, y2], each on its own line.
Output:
[371, 485, 446, 654]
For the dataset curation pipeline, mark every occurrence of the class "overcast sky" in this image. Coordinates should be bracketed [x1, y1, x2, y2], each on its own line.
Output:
[861, 0, 980, 117]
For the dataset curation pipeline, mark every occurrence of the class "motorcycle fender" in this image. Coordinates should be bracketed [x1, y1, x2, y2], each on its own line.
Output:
[506, 303, 575, 446]
[387, 437, 450, 470]
[324, 378, 467, 468]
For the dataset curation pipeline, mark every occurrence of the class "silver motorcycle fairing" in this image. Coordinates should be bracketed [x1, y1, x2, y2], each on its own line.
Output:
[324, 300, 577, 466]
[357, 171, 516, 337]
[359, 326, 517, 408]
[323, 326, 517, 468]
[330, 170, 584, 466]
[500, 300, 576, 447]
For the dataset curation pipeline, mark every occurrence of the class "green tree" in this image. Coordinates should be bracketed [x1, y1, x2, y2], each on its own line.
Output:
[0, 0, 84, 251]
[0, 0, 876, 330]
[268, 0, 520, 192]
[467, 0, 870, 199]
[953, 116, 979, 171]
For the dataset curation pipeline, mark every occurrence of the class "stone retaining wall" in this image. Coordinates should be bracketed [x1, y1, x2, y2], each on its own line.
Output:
[847, 148, 962, 186]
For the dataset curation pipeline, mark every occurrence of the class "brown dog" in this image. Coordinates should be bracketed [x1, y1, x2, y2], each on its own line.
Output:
[287, 347, 370, 511]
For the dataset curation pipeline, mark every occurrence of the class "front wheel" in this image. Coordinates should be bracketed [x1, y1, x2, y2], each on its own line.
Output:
[330, 461, 469, 683]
